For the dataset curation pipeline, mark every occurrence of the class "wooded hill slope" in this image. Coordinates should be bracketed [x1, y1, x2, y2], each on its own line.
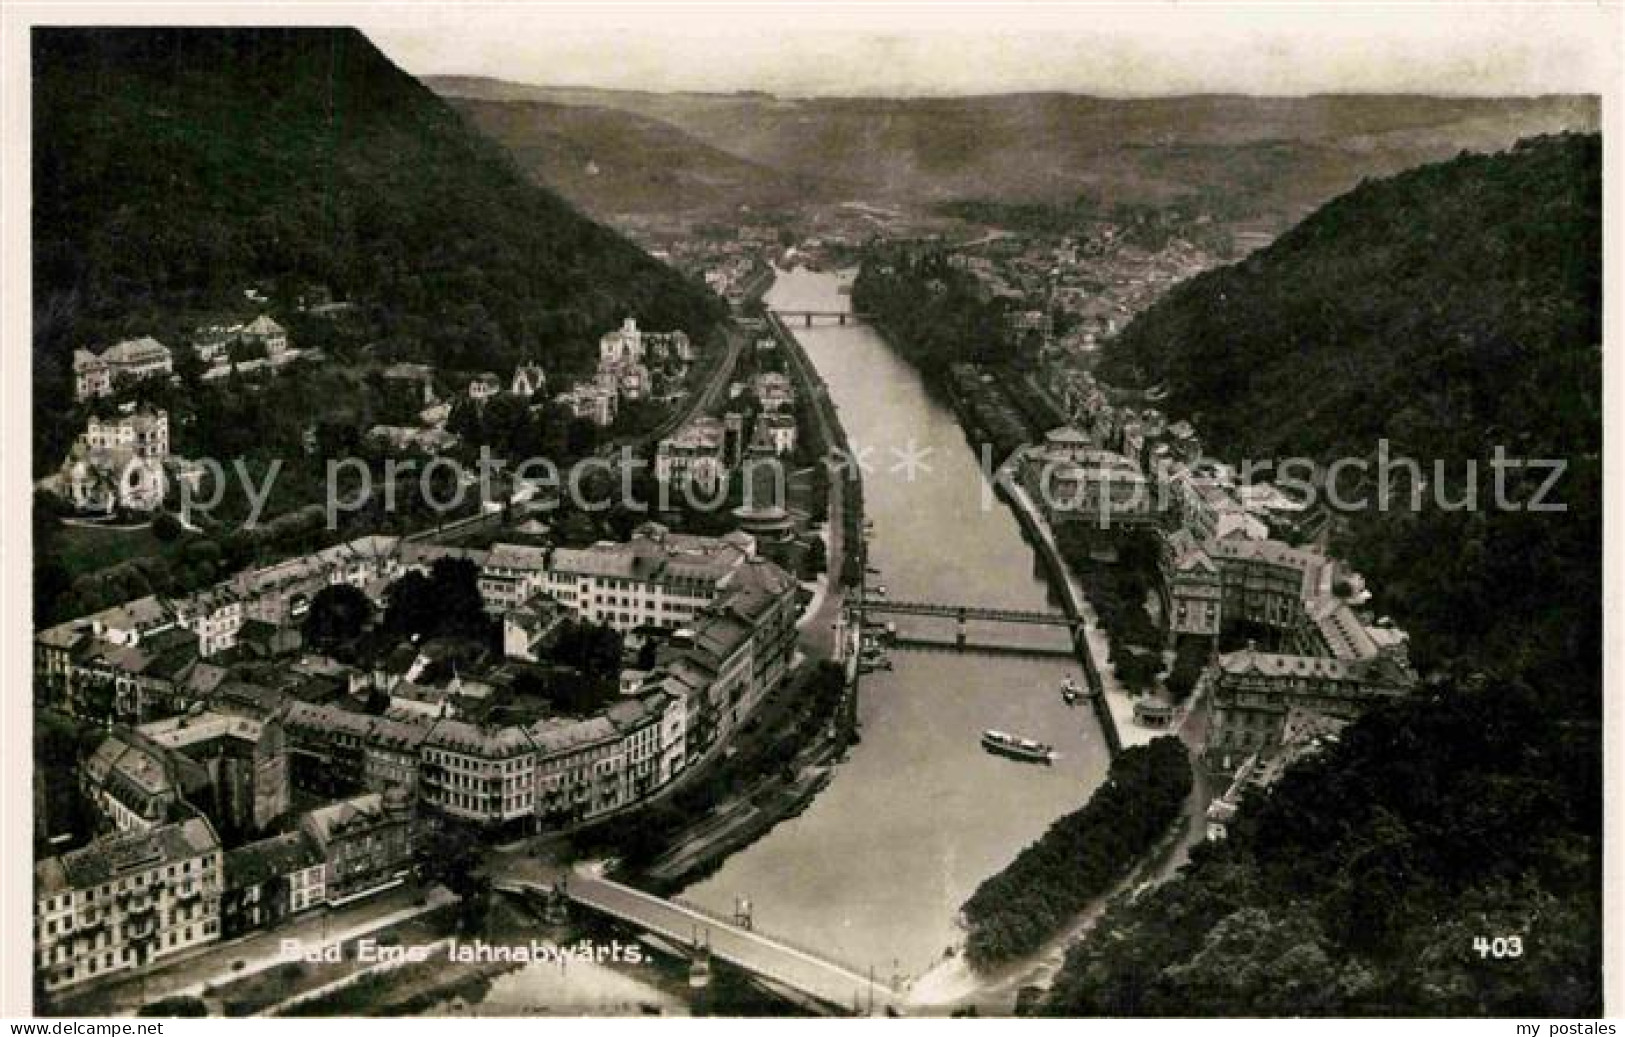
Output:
[33, 28, 724, 468]
[1040, 134, 1601, 1017]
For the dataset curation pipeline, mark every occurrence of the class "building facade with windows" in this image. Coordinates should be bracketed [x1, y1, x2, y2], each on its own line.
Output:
[35, 816, 222, 993]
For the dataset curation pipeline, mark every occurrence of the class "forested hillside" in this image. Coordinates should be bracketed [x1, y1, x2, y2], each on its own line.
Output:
[1039, 135, 1601, 1016]
[32, 28, 724, 470]
[443, 97, 830, 219]
[1099, 133, 1600, 689]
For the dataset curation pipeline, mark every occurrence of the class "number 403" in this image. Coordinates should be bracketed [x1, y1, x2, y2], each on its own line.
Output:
[1474, 935, 1524, 959]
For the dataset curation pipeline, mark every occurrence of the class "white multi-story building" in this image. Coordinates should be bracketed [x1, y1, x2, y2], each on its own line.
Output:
[35, 816, 223, 993]
[171, 586, 244, 658]
[84, 407, 170, 460]
[655, 416, 727, 495]
[600, 317, 645, 366]
[751, 371, 796, 412]
[480, 544, 552, 613]
[556, 382, 618, 427]
[72, 338, 174, 401]
[544, 524, 754, 632]
[238, 315, 289, 357]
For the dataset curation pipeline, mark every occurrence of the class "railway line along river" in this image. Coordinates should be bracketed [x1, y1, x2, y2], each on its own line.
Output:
[680, 266, 1114, 991]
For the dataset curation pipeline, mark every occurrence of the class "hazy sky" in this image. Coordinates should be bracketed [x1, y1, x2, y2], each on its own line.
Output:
[359, 3, 1620, 98]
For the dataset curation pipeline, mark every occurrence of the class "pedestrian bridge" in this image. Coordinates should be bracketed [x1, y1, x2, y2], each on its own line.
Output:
[862, 599, 1075, 627]
[769, 309, 875, 327]
[507, 870, 905, 1014]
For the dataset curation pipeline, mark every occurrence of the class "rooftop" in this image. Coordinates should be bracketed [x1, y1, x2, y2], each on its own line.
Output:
[40, 816, 219, 896]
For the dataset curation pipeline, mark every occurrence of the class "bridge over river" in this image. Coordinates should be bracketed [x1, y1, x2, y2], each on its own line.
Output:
[769, 308, 875, 327]
[861, 598, 1074, 627]
[501, 869, 906, 1015]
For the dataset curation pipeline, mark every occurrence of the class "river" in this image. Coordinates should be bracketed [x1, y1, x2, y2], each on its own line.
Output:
[680, 266, 1113, 984]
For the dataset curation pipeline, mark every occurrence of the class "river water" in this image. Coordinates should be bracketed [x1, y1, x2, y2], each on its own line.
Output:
[680, 267, 1112, 983]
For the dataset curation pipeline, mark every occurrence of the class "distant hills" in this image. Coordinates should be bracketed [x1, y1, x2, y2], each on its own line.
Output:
[427, 75, 1597, 230]
[444, 97, 838, 220]
[32, 29, 724, 442]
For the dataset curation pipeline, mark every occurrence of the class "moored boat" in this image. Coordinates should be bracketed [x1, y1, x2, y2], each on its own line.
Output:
[1061, 676, 1081, 704]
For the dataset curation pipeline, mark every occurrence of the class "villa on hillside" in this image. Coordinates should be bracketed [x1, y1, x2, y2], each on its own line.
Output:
[72, 337, 173, 401]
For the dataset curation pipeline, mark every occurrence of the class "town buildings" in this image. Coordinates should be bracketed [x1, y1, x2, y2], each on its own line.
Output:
[1203, 643, 1413, 774]
[543, 523, 756, 633]
[556, 381, 618, 427]
[72, 337, 174, 401]
[38, 525, 801, 846]
[754, 412, 798, 457]
[238, 315, 289, 358]
[298, 790, 415, 905]
[1009, 366, 1413, 782]
[1020, 430, 1154, 531]
[468, 372, 502, 402]
[559, 317, 695, 427]
[82, 713, 289, 839]
[49, 407, 176, 513]
[35, 816, 223, 993]
[221, 830, 325, 937]
[751, 371, 796, 412]
[655, 416, 727, 495]
[510, 362, 547, 398]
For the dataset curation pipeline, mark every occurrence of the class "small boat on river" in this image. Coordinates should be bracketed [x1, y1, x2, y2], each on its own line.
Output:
[980, 729, 1056, 764]
[1061, 676, 1082, 705]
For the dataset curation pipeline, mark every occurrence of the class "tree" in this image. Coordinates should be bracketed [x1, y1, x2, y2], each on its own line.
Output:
[173, 343, 207, 389]
[304, 583, 374, 647]
[138, 996, 207, 1017]
[551, 619, 623, 684]
[382, 558, 491, 643]
[228, 337, 268, 365]
[1166, 635, 1211, 700]
[152, 511, 185, 542]
[427, 557, 488, 638]
[803, 535, 827, 577]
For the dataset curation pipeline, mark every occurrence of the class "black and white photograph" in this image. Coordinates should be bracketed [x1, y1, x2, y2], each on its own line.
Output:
[5, 0, 1616, 1021]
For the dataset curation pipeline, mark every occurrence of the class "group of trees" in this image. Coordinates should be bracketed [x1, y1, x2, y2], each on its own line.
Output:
[961, 736, 1192, 969]
[850, 252, 1008, 380]
[445, 394, 598, 465]
[1055, 528, 1164, 691]
[383, 557, 494, 645]
[1038, 679, 1600, 1016]
[303, 583, 375, 649]
[545, 620, 624, 701]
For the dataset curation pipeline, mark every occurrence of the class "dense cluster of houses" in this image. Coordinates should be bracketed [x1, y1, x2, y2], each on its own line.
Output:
[34, 521, 801, 995]
[947, 230, 1226, 362]
[1014, 363, 1416, 788]
[653, 362, 800, 499]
